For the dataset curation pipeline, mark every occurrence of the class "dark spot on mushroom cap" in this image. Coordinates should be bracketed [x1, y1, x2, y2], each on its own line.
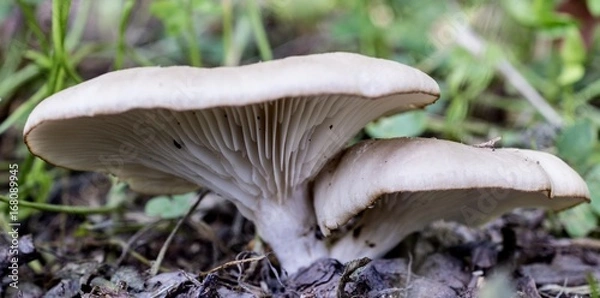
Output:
[315, 225, 324, 240]
[173, 140, 182, 149]
[352, 226, 363, 239]
[329, 125, 333, 130]
[365, 241, 376, 248]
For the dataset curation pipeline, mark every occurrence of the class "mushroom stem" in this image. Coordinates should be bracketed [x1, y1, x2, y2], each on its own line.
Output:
[251, 185, 328, 274]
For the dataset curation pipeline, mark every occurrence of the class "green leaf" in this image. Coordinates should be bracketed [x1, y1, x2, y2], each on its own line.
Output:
[150, 0, 187, 36]
[561, 27, 586, 64]
[558, 27, 586, 85]
[588, 273, 600, 298]
[266, 0, 335, 23]
[0, 1, 16, 22]
[25, 159, 52, 200]
[144, 193, 195, 219]
[587, 0, 600, 17]
[502, 0, 573, 28]
[365, 111, 427, 138]
[558, 63, 585, 86]
[150, 0, 220, 37]
[446, 96, 469, 124]
[585, 164, 600, 214]
[556, 119, 596, 166]
[559, 204, 598, 237]
[447, 59, 470, 96]
[503, 0, 537, 26]
[533, 0, 558, 25]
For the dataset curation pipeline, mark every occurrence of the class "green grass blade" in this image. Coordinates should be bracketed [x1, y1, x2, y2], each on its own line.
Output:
[247, 0, 272, 61]
[114, 0, 135, 70]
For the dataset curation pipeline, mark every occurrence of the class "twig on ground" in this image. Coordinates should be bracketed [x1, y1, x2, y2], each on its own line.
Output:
[336, 257, 372, 298]
[539, 283, 592, 297]
[561, 238, 600, 250]
[116, 220, 161, 266]
[473, 137, 502, 148]
[107, 238, 169, 272]
[406, 253, 414, 285]
[200, 254, 267, 276]
[150, 189, 209, 276]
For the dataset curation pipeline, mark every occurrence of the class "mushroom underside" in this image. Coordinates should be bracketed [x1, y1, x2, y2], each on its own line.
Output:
[25, 94, 433, 213]
[329, 188, 583, 262]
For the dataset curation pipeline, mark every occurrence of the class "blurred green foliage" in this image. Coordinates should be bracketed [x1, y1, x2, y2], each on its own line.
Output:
[0, 0, 599, 236]
[366, 111, 428, 138]
[145, 193, 196, 219]
[590, 0, 600, 16]
[590, 273, 600, 298]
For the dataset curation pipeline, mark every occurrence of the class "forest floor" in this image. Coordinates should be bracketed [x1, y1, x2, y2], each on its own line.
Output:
[1, 171, 599, 297]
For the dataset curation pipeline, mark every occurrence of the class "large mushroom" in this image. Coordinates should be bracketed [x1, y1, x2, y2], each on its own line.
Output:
[23, 52, 439, 273]
[313, 137, 590, 262]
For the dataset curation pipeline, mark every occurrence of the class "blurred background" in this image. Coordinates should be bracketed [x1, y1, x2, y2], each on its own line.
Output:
[0, 0, 599, 286]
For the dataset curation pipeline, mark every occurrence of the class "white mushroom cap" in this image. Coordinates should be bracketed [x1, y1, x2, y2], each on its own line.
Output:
[313, 138, 590, 262]
[24, 52, 439, 273]
[25, 52, 438, 197]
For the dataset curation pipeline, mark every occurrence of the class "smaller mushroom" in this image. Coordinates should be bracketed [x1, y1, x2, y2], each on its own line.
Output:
[313, 137, 590, 262]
